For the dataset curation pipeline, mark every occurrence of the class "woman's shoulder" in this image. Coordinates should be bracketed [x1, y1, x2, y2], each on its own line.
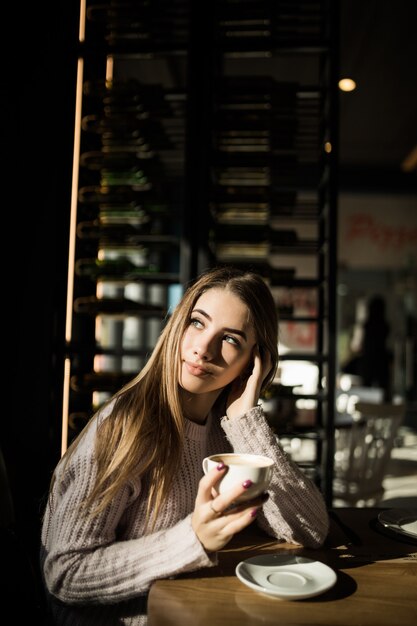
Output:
[58, 402, 112, 473]
[74, 399, 116, 456]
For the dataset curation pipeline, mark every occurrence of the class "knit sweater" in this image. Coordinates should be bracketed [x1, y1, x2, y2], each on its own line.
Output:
[40, 406, 329, 625]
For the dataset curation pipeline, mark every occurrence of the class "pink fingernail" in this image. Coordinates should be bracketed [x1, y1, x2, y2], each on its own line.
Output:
[242, 479, 253, 489]
[217, 462, 225, 470]
[250, 508, 258, 517]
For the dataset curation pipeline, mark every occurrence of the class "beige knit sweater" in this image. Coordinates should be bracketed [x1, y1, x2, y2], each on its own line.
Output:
[40, 406, 329, 625]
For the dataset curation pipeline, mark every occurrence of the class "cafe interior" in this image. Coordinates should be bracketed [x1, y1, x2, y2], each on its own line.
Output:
[3, 0, 417, 623]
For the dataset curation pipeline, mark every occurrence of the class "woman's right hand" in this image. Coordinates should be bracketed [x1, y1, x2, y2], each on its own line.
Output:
[226, 345, 272, 419]
[191, 463, 267, 553]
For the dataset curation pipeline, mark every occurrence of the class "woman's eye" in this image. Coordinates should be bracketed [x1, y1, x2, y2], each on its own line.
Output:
[190, 317, 204, 329]
[224, 334, 240, 347]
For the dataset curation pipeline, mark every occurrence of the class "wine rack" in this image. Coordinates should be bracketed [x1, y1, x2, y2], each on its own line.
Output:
[204, 0, 339, 502]
[65, 0, 338, 503]
[64, 0, 192, 449]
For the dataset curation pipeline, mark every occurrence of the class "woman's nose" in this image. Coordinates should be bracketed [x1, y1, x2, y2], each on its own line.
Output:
[194, 342, 214, 361]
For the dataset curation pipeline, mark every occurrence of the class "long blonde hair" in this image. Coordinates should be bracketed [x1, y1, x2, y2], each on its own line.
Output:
[54, 266, 279, 525]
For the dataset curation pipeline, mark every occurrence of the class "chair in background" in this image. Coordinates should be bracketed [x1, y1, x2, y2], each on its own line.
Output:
[333, 401, 405, 507]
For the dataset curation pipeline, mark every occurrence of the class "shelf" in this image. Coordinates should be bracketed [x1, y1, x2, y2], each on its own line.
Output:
[64, 0, 338, 505]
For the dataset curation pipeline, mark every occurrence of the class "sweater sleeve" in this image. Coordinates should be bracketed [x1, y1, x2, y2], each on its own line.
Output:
[41, 442, 216, 605]
[220, 406, 329, 548]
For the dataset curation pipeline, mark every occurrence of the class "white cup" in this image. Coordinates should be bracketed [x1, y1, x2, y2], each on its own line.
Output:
[202, 453, 274, 502]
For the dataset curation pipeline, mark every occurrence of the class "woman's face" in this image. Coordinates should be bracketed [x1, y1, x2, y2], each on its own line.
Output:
[179, 288, 257, 395]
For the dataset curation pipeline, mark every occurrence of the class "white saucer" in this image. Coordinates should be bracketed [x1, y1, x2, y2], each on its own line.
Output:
[377, 509, 417, 541]
[235, 554, 337, 600]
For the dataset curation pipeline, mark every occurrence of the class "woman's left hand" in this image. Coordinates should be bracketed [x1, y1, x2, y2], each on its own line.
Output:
[225, 345, 272, 419]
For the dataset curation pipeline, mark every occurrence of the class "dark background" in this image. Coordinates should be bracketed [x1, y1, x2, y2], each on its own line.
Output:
[4, 2, 78, 558]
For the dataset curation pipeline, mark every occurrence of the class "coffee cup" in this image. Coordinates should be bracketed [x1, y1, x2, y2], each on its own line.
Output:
[202, 453, 274, 502]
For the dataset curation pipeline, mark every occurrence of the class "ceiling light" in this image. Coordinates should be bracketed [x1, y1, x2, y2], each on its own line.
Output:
[338, 78, 356, 92]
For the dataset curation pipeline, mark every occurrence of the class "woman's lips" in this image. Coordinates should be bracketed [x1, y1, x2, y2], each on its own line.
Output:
[184, 361, 210, 376]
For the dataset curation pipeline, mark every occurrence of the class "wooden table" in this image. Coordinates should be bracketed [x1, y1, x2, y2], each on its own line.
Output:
[148, 508, 417, 626]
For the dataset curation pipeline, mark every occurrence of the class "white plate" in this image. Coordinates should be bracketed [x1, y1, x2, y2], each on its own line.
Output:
[235, 554, 337, 600]
[377, 509, 417, 541]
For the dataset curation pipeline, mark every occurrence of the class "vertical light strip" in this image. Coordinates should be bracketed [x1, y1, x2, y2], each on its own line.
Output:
[62, 61, 83, 456]
[106, 55, 114, 81]
[61, 358, 71, 456]
[65, 58, 84, 344]
[79, 0, 86, 42]
[62, 1, 86, 455]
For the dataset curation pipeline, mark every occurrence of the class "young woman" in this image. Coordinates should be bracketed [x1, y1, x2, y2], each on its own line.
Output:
[41, 266, 329, 625]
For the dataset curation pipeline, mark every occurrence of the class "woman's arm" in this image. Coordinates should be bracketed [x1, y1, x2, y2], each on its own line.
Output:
[222, 346, 329, 548]
[221, 406, 329, 548]
[41, 428, 215, 605]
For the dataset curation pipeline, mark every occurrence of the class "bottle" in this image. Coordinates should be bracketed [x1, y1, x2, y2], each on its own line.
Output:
[74, 258, 180, 284]
[75, 257, 159, 279]
[79, 150, 159, 171]
[70, 371, 135, 393]
[73, 295, 165, 317]
[78, 185, 175, 208]
[77, 220, 178, 243]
